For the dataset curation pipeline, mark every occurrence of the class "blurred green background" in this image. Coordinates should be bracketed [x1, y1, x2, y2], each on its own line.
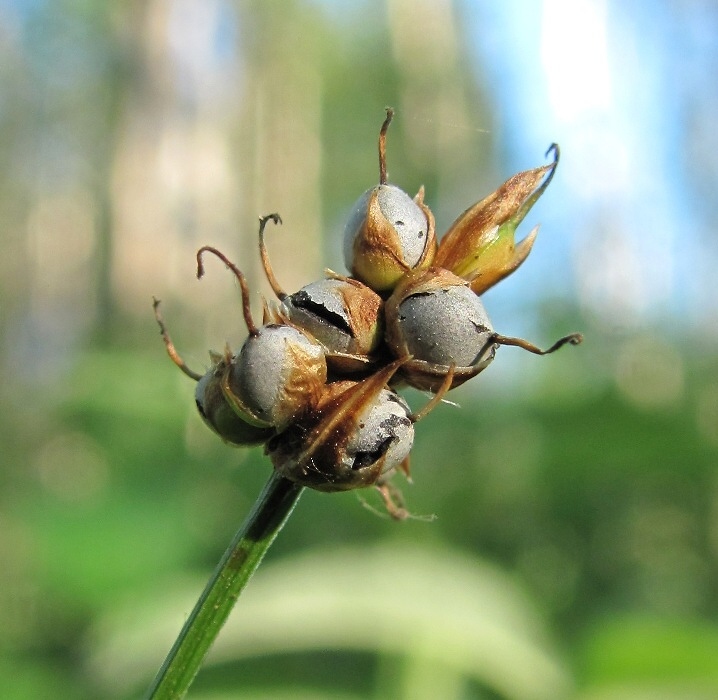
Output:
[1, 1, 717, 699]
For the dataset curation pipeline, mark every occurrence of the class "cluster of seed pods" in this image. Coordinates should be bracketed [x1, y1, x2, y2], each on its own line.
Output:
[155, 109, 581, 519]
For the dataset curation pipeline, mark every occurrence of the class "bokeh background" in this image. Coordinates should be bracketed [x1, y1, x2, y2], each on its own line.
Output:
[2, 1, 718, 698]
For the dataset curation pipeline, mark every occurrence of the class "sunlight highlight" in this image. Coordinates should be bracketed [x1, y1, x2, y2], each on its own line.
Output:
[540, 0, 612, 122]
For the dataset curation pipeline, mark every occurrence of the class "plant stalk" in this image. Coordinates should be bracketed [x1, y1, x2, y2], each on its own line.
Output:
[145, 472, 304, 699]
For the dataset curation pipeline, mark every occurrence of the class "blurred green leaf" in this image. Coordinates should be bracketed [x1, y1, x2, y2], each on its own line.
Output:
[578, 615, 718, 685]
[87, 544, 572, 700]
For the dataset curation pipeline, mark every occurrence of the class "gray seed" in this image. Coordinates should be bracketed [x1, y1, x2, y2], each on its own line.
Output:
[284, 279, 353, 354]
[343, 184, 428, 271]
[340, 389, 414, 474]
[234, 325, 324, 426]
[398, 286, 494, 367]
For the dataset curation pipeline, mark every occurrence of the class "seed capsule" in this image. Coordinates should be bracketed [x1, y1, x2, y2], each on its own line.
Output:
[258, 214, 385, 374]
[342, 109, 436, 292]
[227, 322, 326, 430]
[195, 353, 275, 446]
[266, 358, 455, 517]
[435, 144, 560, 295]
[152, 299, 273, 446]
[196, 244, 327, 431]
[385, 268, 497, 392]
[283, 277, 382, 356]
[386, 266, 584, 392]
[266, 361, 410, 493]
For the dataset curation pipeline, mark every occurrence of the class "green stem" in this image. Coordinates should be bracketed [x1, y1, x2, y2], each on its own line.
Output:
[145, 472, 304, 700]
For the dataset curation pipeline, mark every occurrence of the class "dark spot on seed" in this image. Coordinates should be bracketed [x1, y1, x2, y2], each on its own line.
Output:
[471, 321, 491, 334]
[351, 435, 395, 470]
[290, 290, 353, 336]
[380, 413, 410, 432]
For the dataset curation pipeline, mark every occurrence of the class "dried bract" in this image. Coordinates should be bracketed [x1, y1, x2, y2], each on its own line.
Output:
[435, 145, 559, 295]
